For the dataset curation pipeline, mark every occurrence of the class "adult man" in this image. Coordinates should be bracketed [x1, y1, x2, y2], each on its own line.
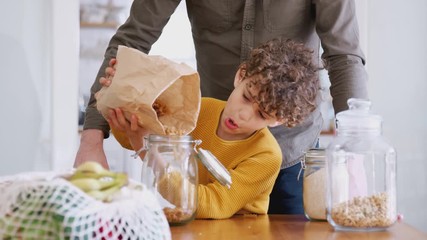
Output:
[75, 0, 368, 214]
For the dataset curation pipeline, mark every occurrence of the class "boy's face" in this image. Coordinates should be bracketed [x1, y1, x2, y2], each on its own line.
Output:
[218, 70, 283, 141]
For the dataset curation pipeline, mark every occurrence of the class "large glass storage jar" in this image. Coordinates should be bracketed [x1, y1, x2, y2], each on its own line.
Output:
[302, 148, 327, 221]
[141, 134, 199, 226]
[326, 98, 397, 231]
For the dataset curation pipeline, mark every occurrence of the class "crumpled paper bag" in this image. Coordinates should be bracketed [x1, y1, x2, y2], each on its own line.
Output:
[96, 45, 201, 149]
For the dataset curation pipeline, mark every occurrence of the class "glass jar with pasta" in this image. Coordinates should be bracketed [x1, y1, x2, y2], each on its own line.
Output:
[141, 134, 200, 226]
[326, 98, 397, 231]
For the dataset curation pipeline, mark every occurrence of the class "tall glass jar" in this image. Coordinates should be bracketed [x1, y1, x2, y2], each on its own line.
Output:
[302, 148, 327, 221]
[141, 134, 200, 226]
[326, 98, 397, 231]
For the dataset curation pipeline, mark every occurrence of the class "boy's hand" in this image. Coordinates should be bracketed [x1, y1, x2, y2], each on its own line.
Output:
[106, 108, 150, 152]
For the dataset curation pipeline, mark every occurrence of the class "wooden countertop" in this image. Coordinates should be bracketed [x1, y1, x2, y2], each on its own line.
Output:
[170, 214, 427, 240]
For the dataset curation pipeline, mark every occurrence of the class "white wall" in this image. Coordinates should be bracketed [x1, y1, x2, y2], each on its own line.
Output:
[51, 1, 80, 171]
[0, 0, 79, 174]
[339, 0, 427, 232]
[365, 0, 427, 232]
[1, 1, 46, 174]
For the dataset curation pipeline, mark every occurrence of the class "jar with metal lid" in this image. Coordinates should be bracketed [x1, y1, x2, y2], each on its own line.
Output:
[326, 98, 397, 231]
[140, 134, 232, 226]
[302, 148, 327, 221]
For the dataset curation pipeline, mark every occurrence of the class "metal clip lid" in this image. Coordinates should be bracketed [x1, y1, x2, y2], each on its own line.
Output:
[303, 148, 326, 165]
[197, 148, 232, 189]
[298, 148, 326, 180]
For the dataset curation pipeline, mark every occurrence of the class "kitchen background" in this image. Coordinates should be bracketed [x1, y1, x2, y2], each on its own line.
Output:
[1, 0, 426, 232]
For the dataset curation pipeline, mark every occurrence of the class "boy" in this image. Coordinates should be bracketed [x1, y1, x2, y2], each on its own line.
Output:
[105, 38, 319, 219]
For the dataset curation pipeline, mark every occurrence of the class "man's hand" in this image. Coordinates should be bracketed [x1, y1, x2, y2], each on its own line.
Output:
[74, 129, 109, 169]
[99, 58, 116, 87]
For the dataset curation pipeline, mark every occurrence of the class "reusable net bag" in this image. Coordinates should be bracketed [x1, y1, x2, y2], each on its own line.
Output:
[96, 46, 201, 149]
[0, 172, 171, 240]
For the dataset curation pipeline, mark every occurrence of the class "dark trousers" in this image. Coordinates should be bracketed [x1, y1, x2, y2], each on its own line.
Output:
[268, 163, 304, 214]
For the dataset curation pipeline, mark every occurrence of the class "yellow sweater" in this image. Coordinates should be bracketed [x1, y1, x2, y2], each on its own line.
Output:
[192, 98, 281, 219]
[111, 98, 282, 219]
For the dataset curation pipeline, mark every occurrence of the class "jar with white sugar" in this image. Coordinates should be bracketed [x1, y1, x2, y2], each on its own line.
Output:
[302, 148, 327, 221]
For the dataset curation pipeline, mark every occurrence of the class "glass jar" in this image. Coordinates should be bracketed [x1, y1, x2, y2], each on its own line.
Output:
[326, 98, 397, 231]
[140, 134, 232, 226]
[302, 148, 327, 221]
[141, 134, 200, 226]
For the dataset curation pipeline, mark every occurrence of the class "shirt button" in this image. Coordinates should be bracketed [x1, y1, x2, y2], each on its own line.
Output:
[244, 24, 252, 30]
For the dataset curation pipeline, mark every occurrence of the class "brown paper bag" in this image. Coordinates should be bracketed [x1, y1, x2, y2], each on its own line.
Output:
[96, 45, 201, 149]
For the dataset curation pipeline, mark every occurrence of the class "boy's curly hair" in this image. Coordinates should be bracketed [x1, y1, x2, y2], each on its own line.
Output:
[243, 38, 320, 127]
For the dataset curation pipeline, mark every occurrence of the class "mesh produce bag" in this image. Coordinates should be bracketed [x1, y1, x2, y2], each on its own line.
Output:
[0, 172, 171, 240]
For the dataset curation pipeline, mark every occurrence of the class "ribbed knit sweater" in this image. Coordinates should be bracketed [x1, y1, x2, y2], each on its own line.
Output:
[192, 98, 281, 219]
[111, 97, 282, 219]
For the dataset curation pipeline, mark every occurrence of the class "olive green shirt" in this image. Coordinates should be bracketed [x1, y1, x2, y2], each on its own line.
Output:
[84, 0, 368, 169]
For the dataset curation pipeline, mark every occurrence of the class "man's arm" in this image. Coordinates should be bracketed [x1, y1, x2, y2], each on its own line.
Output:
[83, 0, 182, 139]
[75, 129, 108, 168]
[76, 0, 181, 166]
[314, 0, 369, 113]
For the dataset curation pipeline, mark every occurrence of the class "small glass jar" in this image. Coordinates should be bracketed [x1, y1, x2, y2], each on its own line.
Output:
[140, 134, 231, 226]
[326, 98, 397, 231]
[302, 148, 327, 221]
[141, 134, 200, 226]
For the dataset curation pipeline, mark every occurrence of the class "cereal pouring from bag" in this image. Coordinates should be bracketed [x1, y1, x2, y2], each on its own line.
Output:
[95, 46, 201, 149]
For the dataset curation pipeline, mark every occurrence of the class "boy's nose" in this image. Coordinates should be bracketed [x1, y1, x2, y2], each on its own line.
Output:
[238, 106, 253, 122]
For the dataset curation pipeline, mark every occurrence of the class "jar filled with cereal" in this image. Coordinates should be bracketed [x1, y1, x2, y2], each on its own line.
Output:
[326, 98, 397, 231]
[141, 134, 231, 226]
[141, 134, 200, 226]
[302, 148, 327, 221]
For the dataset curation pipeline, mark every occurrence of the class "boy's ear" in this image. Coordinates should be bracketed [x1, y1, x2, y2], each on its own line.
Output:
[234, 64, 247, 87]
[268, 121, 284, 128]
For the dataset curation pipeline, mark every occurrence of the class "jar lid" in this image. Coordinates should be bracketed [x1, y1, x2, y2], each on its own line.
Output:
[197, 148, 232, 189]
[147, 134, 193, 142]
[336, 98, 382, 132]
[304, 148, 326, 164]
